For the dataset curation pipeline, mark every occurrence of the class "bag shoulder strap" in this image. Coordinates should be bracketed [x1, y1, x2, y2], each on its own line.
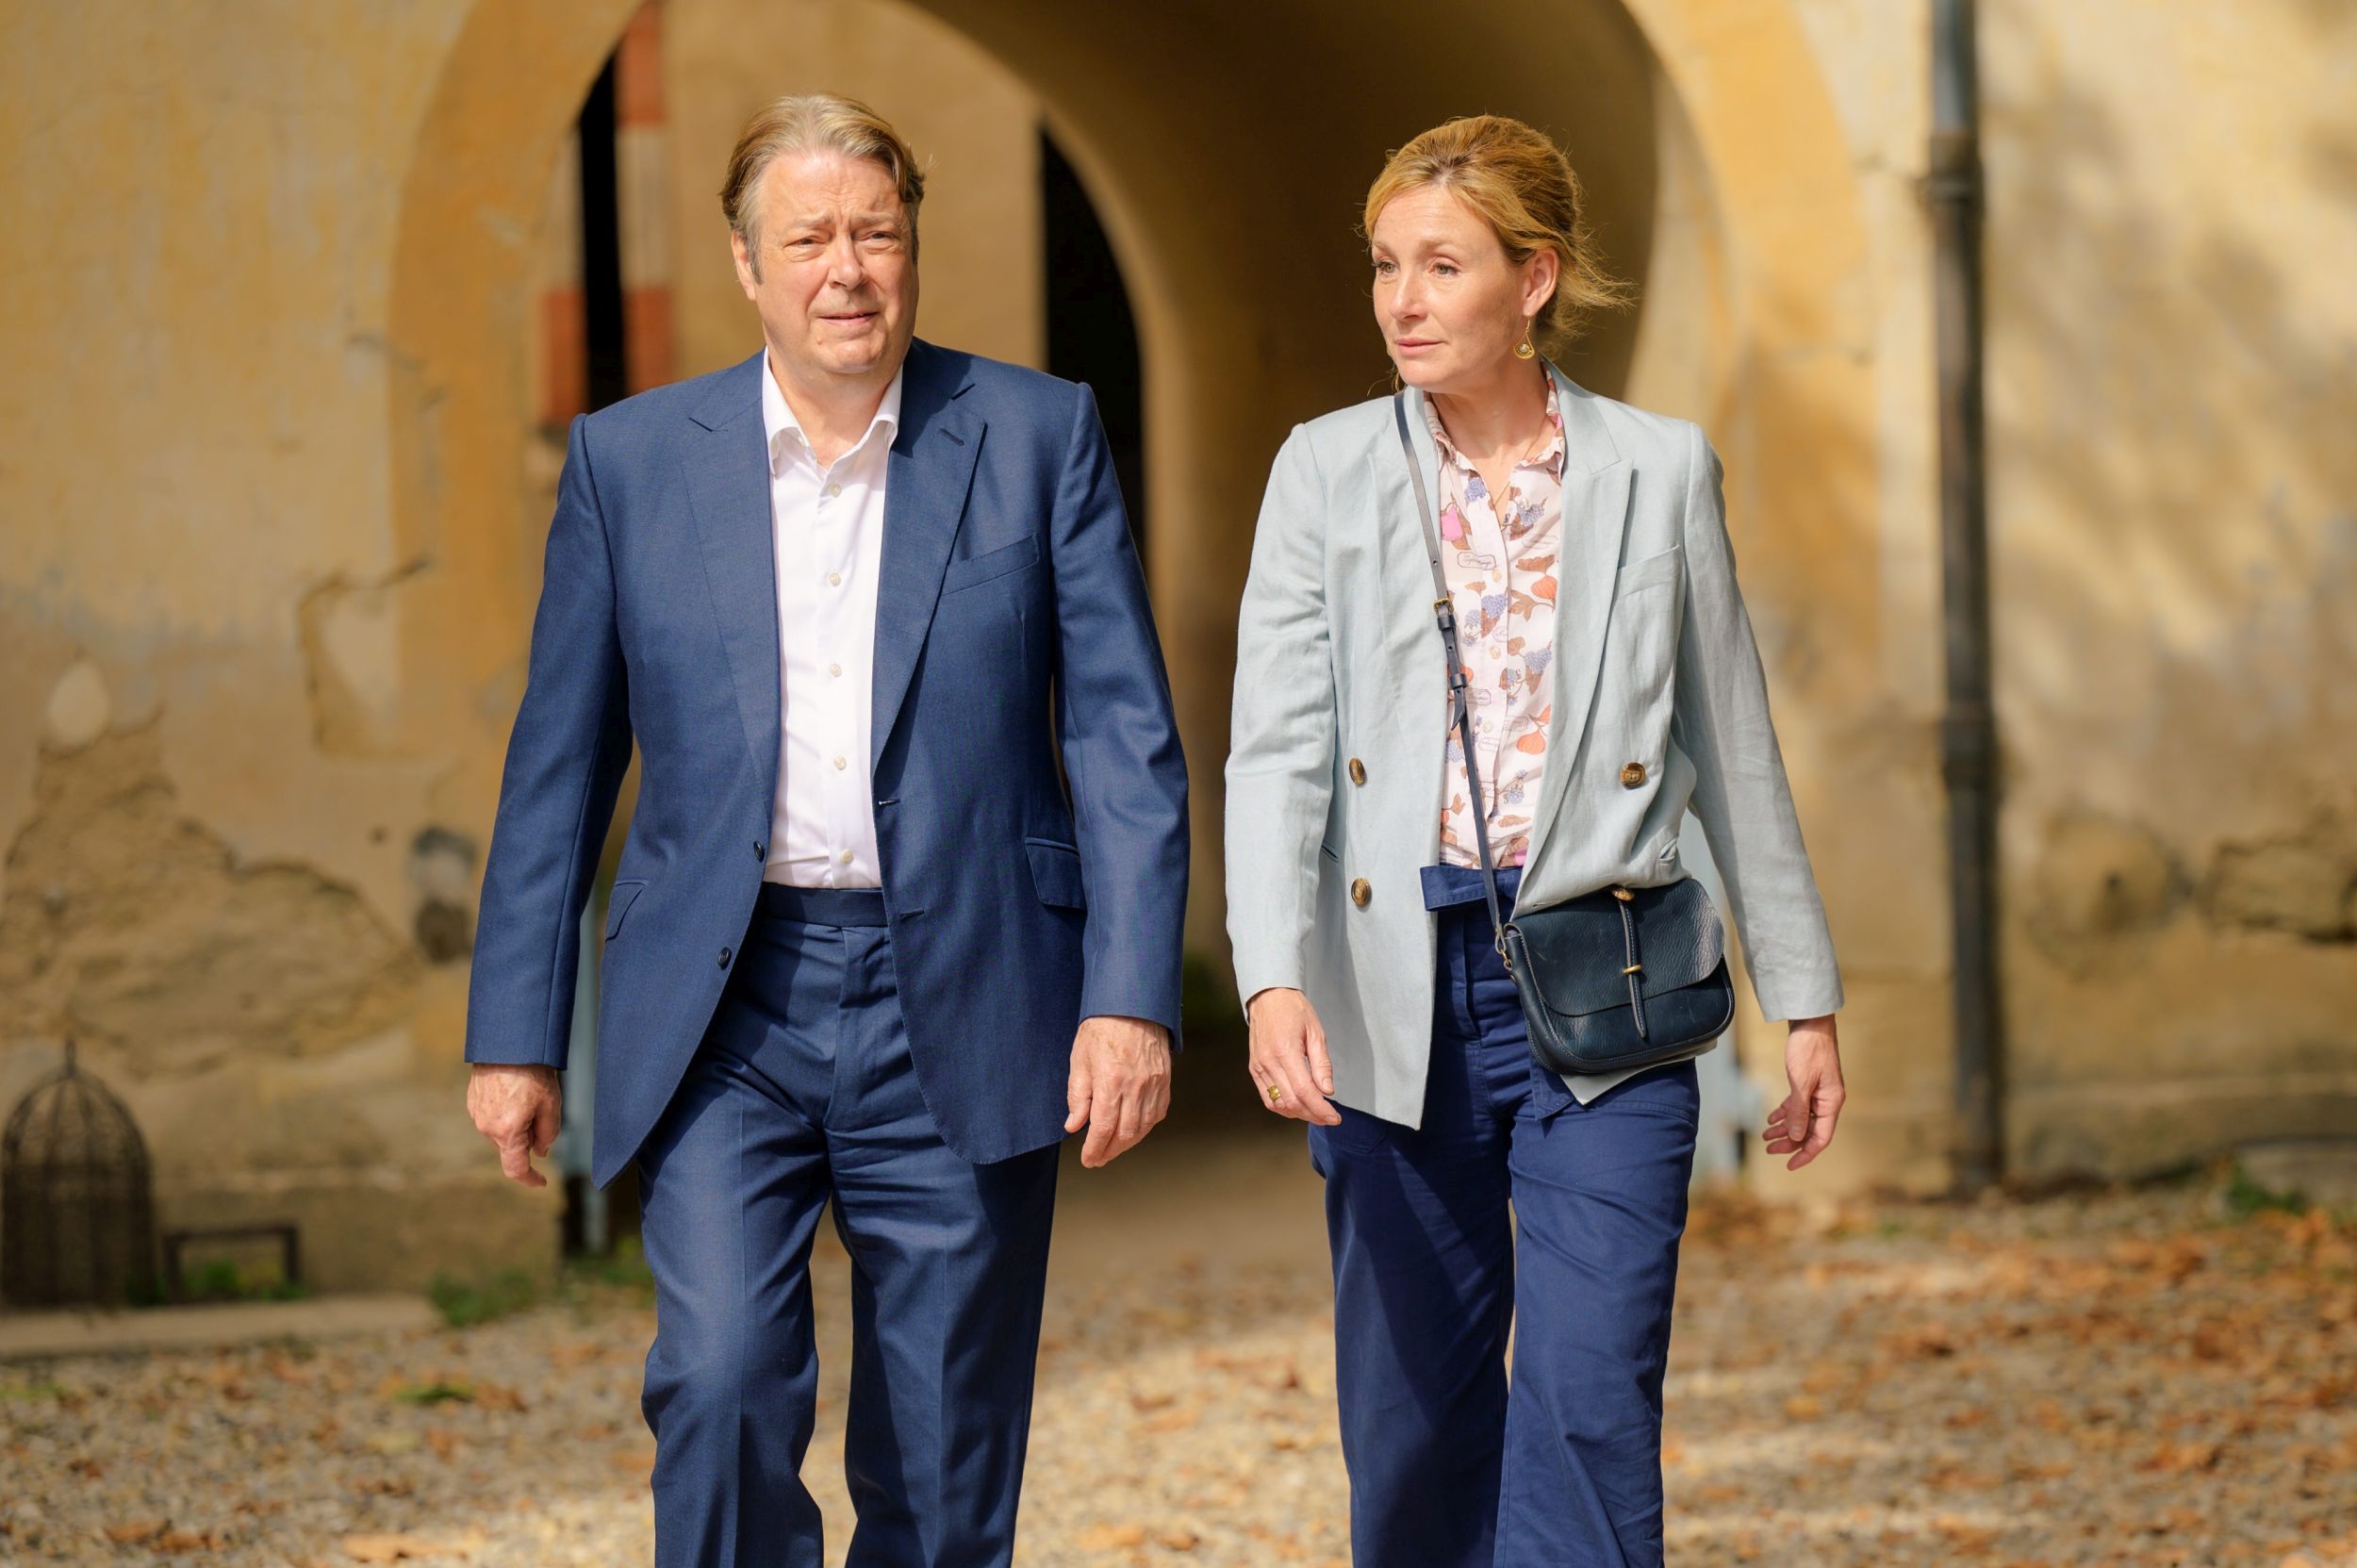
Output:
[1393, 392, 1512, 957]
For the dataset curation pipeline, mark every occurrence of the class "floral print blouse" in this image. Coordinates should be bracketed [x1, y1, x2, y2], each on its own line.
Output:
[1429, 377, 1567, 868]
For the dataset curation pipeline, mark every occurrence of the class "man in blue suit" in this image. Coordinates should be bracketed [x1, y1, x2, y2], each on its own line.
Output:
[460, 93, 1187, 1567]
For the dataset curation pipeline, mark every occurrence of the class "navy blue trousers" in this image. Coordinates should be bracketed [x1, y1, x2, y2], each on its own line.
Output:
[633, 885, 1061, 1568]
[1310, 866, 1701, 1568]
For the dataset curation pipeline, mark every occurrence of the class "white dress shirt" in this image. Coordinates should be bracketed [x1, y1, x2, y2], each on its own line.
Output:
[761, 353, 904, 889]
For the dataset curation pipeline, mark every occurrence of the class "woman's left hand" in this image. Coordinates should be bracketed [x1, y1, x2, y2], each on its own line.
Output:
[1764, 1015, 1843, 1170]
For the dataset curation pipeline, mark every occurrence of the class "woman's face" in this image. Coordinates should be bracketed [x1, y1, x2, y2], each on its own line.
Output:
[1370, 185, 1558, 395]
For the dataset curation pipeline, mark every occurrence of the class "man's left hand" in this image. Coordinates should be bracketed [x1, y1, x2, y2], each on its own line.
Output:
[1063, 1015, 1172, 1168]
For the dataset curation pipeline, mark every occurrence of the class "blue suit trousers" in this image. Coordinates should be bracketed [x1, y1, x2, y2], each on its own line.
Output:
[1310, 865, 1701, 1567]
[633, 886, 1061, 1568]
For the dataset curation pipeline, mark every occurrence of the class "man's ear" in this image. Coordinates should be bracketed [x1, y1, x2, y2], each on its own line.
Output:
[731, 229, 759, 297]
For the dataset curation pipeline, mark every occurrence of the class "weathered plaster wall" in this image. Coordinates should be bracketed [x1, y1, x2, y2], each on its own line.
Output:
[0, 0, 565, 1290]
[3, 0, 2346, 1296]
[1980, 0, 2357, 1174]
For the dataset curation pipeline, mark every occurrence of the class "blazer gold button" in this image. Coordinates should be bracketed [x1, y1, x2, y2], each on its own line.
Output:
[1348, 757, 1367, 785]
[1620, 761, 1647, 788]
[1350, 878, 1372, 908]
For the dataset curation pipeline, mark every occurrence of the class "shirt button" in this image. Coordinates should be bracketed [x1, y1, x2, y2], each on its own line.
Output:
[829, 572, 843, 587]
[1350, 878, 1373, 909]
[828, 663, 842, 677]
[826, 482, 843, 498]
[838, 850, 854, 866]
[717, 946, 733, 967]
[833, 755, 848, 770]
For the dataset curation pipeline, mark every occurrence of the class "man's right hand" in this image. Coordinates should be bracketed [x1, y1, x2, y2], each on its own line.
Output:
[468, 1064, 564, 1188]
[1244, 987, 1343, 1126]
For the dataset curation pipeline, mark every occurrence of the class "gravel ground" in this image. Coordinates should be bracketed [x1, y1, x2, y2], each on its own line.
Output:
[3, 1143, 2350, 1567]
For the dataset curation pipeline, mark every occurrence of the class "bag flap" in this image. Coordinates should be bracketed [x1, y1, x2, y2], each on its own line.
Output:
[1509, 878, 1725, 1017]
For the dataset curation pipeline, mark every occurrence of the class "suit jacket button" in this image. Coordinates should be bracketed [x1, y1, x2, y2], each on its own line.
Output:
[1347, 757, 1367, 785]
[753, 841, 766, 860]
[717, 946, 733, 967]
[1350, 878, 1372, 908]
[1620, 761, 1647, 787]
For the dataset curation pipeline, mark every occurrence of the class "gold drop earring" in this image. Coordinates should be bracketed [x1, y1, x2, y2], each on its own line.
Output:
[1513, 322, 1536, 360]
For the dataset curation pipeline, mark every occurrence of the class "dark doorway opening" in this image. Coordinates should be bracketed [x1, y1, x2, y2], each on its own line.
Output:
[576, 56, 630, 417]
[555, 50, 643, 1263]
[1040, 130, 1146, 569]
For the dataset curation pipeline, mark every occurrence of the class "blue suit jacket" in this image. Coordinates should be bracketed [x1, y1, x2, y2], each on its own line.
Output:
[464, 338, 1189, 1187]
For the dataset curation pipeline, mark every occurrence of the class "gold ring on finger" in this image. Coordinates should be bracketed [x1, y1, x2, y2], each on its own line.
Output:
[1265, 1081, 1284, 1102]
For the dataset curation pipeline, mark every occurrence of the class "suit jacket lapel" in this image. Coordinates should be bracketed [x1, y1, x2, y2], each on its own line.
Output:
[684, 351, 783, 801]
[1376, 384, 1452, 730]
[870, 338, 983, 767]
[1362, 388, 1452, 852]
[1520, 360, 1632, 877]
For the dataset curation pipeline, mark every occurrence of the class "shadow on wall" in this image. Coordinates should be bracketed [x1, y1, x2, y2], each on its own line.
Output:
[1984, 0, 2357, 1174]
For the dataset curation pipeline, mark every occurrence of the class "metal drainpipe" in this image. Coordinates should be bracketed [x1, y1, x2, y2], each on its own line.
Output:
[1929, 0, 2004, 1193]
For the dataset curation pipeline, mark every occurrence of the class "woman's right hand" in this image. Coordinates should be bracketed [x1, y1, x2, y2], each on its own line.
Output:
[1244, 988, 1343, 1126]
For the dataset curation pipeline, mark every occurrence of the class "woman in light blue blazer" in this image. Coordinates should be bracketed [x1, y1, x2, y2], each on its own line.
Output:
[1225, 114, 1849, 1566]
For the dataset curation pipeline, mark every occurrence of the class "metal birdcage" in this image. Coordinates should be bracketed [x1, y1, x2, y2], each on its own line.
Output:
[2, 1041, 158, 1308]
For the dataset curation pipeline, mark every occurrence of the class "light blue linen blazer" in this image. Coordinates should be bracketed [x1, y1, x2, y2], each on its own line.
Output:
[1224, 361, 1844, 1127]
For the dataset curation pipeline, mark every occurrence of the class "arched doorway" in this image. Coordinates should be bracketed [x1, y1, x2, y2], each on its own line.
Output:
[387, 0, 1764, 933]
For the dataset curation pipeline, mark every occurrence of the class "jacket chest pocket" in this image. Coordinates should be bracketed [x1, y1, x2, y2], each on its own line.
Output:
[1600, 547, 1681, 728]
[941, 534, 1041, 595]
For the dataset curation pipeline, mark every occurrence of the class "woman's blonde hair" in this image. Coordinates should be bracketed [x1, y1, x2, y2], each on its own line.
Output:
[719, 93, 927, 273]
[1361, 115, 1634, 354]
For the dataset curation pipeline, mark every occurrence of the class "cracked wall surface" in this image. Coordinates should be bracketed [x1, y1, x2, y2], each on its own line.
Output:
[0, 0, 563, 1295]
[0, 723, 422, 1077]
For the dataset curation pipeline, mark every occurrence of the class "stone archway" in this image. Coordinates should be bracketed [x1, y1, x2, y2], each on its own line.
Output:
[387, 0, 1870, 995]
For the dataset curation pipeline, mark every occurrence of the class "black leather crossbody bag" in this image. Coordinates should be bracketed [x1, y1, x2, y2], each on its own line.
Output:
[1393, 392, 1734, 1077]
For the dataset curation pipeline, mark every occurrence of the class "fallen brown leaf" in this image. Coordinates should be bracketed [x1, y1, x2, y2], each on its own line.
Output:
[157, 1529, 223, 1552]
[342, 1533, 449, 1562]
[1075, 1522, 1148, 1550]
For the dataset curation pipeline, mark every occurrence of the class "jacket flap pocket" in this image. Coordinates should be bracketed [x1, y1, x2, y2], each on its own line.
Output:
[1511, 878, 1723, 1016]
[1023, 838, 1086, 909]
[1613, 543, 1683, 598]
[942, 534, 1041, 593]
[604, 879, 649, 940]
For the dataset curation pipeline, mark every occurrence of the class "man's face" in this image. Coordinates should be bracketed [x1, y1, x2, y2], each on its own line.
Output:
[731, 149, 918, 388]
